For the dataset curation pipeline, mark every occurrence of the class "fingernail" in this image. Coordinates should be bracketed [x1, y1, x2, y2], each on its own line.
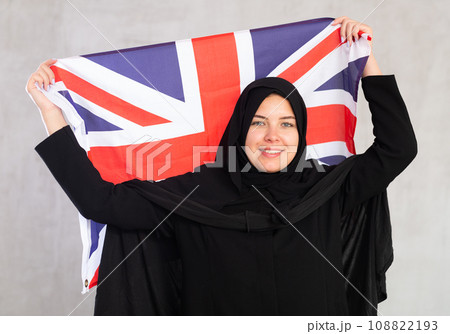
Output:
[347, 41, 350, 47]
[341, 36, 345, 43]
[52, 78, 55, 85]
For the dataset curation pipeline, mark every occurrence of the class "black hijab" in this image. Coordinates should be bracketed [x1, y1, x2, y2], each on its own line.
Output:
[218, 77, 326, 205]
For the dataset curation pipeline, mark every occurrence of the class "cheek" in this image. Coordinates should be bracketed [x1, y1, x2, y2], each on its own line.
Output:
[281, 131, 299, 146]
[244, 130, 263, 148]
[282, 131, 299, 160]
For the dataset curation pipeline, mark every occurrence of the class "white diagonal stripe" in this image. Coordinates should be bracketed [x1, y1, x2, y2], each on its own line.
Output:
[306, 141, 353, 161]
[303, 90, 356, 116]
[234, 30, 256, 92]
[268, 23, 340, 78]
[54, 57, 186, 122]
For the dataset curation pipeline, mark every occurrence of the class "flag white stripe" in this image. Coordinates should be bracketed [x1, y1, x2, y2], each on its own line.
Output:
[85, 118, 206, 147]
[304, 90, 356, 116]
[85, 224, 106, 289]
[234, 30, 256, 92]
[175, 39, 205, 132]
[79, 214, 92, 294]
[294, 42, 369, 99]
[306, 141, 353, 160]
[55, 57, 186, 122]
[67, 90, 142, 132]
[268, 23, 340, 78]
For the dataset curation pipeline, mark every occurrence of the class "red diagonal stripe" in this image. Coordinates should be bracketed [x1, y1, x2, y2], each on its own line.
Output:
[52, 66, 171, 127]
[306, 104, 356, 154]
[88, 267, 98, 289]
[278, 29, 341, 83]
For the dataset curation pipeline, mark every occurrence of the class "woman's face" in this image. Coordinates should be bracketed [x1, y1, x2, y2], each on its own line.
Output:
[244, 94, 299, 173]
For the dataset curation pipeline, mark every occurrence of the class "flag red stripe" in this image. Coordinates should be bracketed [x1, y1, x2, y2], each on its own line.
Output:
[306, 104, 356, 154]
[191, 33, 242, 160]
[52, 66, 171, 127]
[278, 29, 341, 83]
[88, 267, 98, 289]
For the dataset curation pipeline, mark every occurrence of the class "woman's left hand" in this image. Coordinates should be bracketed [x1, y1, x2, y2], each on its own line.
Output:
[332, 16, 373, 47]
[332, 16, 381, 77]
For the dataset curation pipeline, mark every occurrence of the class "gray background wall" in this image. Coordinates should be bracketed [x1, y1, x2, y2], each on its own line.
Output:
[0, 0, 448, 316]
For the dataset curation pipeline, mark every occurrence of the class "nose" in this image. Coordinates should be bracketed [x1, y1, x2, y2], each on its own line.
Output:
[264, 125, 280, 143]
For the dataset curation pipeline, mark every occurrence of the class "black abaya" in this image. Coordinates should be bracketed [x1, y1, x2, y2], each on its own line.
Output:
[35, 75, 417, 315]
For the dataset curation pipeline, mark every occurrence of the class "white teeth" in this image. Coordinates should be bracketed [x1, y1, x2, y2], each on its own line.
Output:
[262, 149, 282, 154]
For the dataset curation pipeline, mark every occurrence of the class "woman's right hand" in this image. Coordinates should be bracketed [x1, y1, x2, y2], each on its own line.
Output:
[27, 59, 67, 135]
[26, 59, 59, 112]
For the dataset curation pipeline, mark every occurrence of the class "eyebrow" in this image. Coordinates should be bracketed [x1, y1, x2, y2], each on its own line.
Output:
[253, 115, 296, 120]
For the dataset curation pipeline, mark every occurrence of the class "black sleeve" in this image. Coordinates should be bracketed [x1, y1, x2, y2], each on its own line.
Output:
[341, 75, 417, 215]
[35, 125, 171, 230]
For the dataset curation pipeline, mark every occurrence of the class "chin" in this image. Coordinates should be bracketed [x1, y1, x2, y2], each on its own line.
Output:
[258, 160, 288, 173]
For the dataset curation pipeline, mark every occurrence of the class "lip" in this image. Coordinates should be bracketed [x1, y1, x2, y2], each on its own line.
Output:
[259, 147, 284, 158]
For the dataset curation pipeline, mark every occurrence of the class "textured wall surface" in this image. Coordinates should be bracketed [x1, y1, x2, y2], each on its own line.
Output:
[1, 0, 448, 315]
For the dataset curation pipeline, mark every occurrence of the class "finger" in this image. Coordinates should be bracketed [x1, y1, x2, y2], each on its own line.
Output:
[43, 58, 57, 67]
[27, 73, 45, 92]
[332, 16, 347, 25]
[352, 25, 360, 42]
[41, 63, 55, 86]
[346, 22, 357, 46]
[342, 21, 353, 45]
[37, 66, 51, 91]
[340, 20, 349, 43]
[358, 23, 372, 36]
[357, 23, 373, 45]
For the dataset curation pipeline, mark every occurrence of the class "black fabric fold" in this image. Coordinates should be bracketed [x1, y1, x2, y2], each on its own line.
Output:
[341, 191, 392, 315]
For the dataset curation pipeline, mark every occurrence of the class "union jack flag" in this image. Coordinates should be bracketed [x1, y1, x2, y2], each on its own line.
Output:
[41, 17, 370, 292]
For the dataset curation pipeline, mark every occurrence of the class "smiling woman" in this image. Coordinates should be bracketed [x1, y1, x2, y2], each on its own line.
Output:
[245, 93, 299, 173]
[28, 17, 417, 315]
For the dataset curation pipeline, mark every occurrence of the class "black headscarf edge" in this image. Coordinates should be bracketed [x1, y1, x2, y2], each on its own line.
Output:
[217, 77, 314, 200]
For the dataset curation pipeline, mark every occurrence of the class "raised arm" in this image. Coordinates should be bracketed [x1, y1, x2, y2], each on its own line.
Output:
[28, 61, 170, 230]
[26, 59, 68, 135]
[34, 126, 171, 230]
[341, 75, 417, 214]
[331, 18, 418, 214]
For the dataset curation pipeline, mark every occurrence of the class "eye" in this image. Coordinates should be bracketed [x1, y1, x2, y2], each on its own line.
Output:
[250, 121, 265, 126]
[282, 122, 295, 127]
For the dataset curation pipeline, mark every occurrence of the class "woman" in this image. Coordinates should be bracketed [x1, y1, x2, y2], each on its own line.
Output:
[27, 17, 417, 315]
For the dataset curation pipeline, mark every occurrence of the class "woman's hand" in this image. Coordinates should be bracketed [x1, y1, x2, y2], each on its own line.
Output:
[27, 59, 58, 111]
[332, 16, 381, 77]
[332, 16, 373, 47]
[27, 59, 67, 135]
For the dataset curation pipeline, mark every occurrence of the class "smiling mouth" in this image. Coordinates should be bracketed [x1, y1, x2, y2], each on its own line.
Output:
[259, 148, 284, 158]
